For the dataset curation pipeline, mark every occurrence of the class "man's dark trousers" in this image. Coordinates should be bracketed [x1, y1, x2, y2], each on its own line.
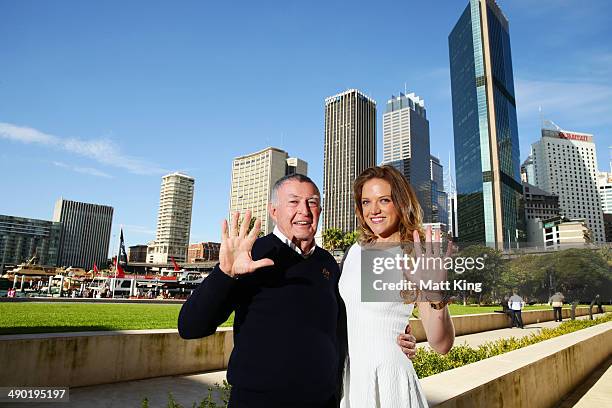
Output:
[553, 306, 562, 322]
[511, 310, 524, 328]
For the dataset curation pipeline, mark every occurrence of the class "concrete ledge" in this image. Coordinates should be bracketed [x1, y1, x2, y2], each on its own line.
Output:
[0, 307, 603, 388]
[409, 307, 597, 342]
[421, 321, 612, 408]
[0, 328, 233, 388]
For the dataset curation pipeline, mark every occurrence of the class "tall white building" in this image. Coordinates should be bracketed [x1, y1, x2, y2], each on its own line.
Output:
[531, 128, 605, 242]
[598, 171, 612, 242]
[382, 92, 432, 222]
[324, 89, 376, 233]
[147, 172, 195, 264]
[597, 171, 612, 214]
[230, 147, 307, 235]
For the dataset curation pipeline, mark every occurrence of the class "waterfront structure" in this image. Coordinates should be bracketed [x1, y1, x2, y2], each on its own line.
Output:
[52, 199, 113, 269]
[324, 89, 376, 233]
[147, 172, 195, 264]
[430, 156, 449, 226]
[187, 242, 221, 263]
[522, 182, 561, 245]
[531, 128, 605, 242]
[449, 0, 522, 246]
[127, 245, 148, 263]
[230, 147, 308, 235]
[0, 215, 62, 272]
[382, 92, 432, 222]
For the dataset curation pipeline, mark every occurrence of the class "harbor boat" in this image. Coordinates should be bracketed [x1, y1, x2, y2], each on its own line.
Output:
[1, 257, 59, 280]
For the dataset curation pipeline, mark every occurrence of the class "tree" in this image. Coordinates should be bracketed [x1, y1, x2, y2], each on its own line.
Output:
[342, 231, 360, 249]
[449, 245, 506, 305]
[322, 228, 344, 251]
[237, 215, 264, 238]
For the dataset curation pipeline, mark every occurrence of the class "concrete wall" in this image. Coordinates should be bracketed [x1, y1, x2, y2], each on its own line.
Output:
[0, 328, 233, 388]
[0, 307, 604, 388]
[421, 321, 612, 408]
[409, 306, 598, 342]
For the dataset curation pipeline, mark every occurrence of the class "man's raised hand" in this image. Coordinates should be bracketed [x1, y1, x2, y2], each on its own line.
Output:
[219, 210, 274, 277]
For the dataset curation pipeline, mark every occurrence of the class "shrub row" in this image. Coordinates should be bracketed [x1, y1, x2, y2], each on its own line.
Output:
[412, 313, 612, 378]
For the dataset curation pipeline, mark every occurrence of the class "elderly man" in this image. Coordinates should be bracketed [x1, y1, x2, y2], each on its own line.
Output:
[178, 174, 416, 407]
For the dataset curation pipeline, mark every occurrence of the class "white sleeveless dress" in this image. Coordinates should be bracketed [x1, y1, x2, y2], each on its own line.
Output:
[339, 244, 428, 408]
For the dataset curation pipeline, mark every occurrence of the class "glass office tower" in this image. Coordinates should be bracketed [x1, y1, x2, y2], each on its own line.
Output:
[448, 0, 522, 247]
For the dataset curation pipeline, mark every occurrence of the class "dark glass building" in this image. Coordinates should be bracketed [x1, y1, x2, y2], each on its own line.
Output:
[0, 215, 62, 271]
[448, 0, 522, 246]
[53, 198, 113, 269]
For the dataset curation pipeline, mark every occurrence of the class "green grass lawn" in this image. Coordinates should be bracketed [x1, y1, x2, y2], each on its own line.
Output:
[447, 304, 571, 315]
[0, 303, 234, 335]
[0, 302, 595, 335]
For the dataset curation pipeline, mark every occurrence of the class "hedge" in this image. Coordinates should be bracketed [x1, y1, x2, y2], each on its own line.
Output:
[413, 313, 612, 378]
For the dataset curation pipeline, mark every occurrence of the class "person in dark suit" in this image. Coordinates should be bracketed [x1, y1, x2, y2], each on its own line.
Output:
[178, 174, 416, 407]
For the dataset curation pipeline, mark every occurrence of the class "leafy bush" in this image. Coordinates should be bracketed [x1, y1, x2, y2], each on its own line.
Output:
[413, 313, 612, 378]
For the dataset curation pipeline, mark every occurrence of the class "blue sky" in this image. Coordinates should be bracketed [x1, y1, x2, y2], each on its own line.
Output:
[1, 0, 611, 250]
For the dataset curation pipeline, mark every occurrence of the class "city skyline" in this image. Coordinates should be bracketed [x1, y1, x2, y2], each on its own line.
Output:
[1, 0, 611, 246]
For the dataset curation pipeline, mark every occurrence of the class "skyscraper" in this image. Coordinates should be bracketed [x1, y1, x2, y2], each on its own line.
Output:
[53, 198, 113, 269]
[430, 156, 449, 225]
[531, 128, 605, 243]
[147, 172, 195, 264]
[230, 147, 307, 235]
[324, 89, 376, 233]
[0, 215, 62, 271]
[449, 0, 522, 246]
[520, 154, 535, 184]
[382, 92, 432, 222]
[597, 171, 612, 215]
[597, 171, 612, 242]
[521, 182, 560, 245]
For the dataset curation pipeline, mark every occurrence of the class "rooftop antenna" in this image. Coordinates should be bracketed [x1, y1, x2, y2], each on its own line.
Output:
[404, 82, 407, 95]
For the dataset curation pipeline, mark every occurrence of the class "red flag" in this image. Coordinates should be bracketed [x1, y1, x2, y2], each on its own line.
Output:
[114, 257, 125, 278]
[93, 263, 99, 275]
[171, 256, 181, 271]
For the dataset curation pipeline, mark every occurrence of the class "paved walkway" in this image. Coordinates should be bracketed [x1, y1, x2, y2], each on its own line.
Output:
[417, 313, 598, 349]
[572, 358, 612, 408]
[5, 314, 607, 408]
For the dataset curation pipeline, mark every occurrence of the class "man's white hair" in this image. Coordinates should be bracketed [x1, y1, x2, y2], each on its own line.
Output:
[270, 174, 321, 206]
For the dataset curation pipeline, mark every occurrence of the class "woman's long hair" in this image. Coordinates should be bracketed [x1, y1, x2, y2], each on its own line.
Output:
[353, 165, 425, 244]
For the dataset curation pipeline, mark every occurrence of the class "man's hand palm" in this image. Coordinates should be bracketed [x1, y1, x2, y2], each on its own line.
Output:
[220, 211, 274, 277]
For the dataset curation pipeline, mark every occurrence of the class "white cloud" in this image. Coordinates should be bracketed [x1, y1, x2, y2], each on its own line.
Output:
[52, 161, 113, 178]
[515, 78, 612, 127]
[123, 224, 156, 236]
[0, 122, 168, 176]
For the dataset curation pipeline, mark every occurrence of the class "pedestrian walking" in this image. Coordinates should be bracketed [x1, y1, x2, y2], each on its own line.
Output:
[549, 292, 565, 322]
[508, 291, 525, 329]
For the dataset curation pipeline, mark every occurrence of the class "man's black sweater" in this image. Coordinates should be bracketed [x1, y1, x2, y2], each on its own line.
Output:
[178, 234, 345, 406]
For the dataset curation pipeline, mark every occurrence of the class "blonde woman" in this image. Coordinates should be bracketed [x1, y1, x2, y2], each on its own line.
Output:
[340, 165, 455, 408]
